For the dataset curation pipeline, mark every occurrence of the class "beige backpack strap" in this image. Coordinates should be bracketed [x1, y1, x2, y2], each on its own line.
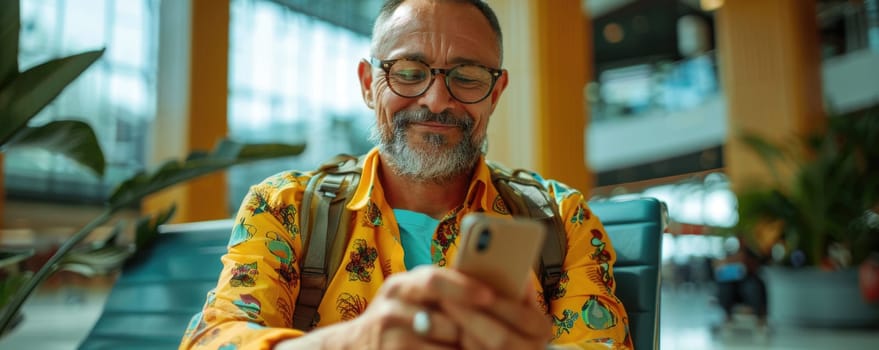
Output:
[293, 154, 362, 330]
[488, 162, 567, 306]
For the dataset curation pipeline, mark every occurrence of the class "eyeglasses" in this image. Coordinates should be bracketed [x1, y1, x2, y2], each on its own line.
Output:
[368, 57, 503, 104]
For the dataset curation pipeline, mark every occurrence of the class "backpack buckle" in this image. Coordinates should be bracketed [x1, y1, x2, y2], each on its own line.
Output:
[300, 267, 328, 289]
[544, 264, 562, 280]
[318, 175, 345, 198]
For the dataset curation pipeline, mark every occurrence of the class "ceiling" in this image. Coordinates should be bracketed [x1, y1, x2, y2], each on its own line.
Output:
[584, 0, 704, 17]
[274, 0, 683, 35]
[584, 0, 636, 18]
[271, 0, 384, 36]
[273, 0, 853, 36]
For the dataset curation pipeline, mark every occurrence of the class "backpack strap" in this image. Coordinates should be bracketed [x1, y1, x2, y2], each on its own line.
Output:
[487, 162, 567, 306]
[293, 154, 362, 330]
[293, 155, 567, 330]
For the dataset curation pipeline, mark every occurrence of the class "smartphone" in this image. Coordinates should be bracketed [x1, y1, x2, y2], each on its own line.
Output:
[452, 213, 547, 299]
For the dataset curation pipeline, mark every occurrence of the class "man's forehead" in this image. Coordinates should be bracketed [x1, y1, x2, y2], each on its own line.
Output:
[376, 0, 500, 65]
[384, 1, 474, 37]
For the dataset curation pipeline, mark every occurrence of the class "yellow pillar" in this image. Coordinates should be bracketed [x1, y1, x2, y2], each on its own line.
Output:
[717, 0, 825, 190]
[186, 0, 229, 220]
[144, 0, 229, 222]
[487, 0, 593, 192]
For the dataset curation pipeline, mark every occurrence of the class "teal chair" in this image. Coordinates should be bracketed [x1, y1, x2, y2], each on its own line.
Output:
[590, 198, 665, 350]
[79, 199, 664, 349]
[78, 220, 231, 350]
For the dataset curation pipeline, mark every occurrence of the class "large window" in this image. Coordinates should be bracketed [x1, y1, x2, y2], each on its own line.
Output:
[590, 53, 720, 123]
[227, 0, 374, 212]
[6, 0, 159, 203]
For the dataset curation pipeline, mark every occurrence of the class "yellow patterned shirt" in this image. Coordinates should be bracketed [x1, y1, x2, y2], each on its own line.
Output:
[179, 148, 633, 350]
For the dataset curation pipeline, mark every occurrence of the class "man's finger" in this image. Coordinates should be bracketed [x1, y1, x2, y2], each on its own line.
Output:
[400, 304, 460, 345]
[382, 327, 460, 350]
[481, 294, 553, 339]
[440, 299, 509, 349]
[381, 266, 495, 307]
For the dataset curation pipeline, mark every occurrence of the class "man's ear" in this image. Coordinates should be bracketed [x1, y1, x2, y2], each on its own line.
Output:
[488, 69, 508, 115]
[358, 60, 375, 109]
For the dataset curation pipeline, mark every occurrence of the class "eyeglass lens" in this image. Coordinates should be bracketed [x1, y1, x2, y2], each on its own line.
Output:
[386, 60, 494, 103]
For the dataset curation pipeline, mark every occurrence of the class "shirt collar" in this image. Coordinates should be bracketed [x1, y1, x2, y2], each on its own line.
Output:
[465, 157, 495, 213]
[347, 147, 382, 211]
[346, 148, 497, 215]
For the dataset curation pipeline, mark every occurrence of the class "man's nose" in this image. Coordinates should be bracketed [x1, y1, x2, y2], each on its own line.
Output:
[418, 75, 456, 114]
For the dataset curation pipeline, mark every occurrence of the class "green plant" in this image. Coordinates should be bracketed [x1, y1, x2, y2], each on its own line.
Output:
[0, 1, 105, 175]
[0, 0, 306, 335]
[0, 139, 305, 333]
[0, 269, 30, 336]
[735, 107, 879, 268]
[0, 250, 32, 309]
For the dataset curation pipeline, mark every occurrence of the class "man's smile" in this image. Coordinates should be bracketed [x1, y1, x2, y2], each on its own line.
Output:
[410, 121, 461, 131]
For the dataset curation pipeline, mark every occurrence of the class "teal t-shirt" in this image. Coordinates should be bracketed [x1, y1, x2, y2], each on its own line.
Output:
[393, 209, 440, 270]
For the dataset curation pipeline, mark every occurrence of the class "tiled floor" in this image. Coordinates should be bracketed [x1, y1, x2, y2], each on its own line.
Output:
[0, 200, 135, 349]
[2, 279, 878, 349]
[660, 285, 879, 350]
[0, 273, 112, 350]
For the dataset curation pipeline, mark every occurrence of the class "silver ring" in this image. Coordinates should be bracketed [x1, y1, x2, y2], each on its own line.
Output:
[412, 310, 431, 337]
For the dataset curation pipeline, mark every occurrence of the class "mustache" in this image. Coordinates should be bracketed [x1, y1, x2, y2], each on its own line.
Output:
[394, 108, 474, 131]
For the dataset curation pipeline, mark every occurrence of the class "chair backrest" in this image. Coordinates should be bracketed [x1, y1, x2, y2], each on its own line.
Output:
[78, 220, 231, 350]
[589, 198, 665, 350]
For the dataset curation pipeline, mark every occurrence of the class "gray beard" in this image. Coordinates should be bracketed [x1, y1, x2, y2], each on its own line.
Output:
[369, 108, 484, 185]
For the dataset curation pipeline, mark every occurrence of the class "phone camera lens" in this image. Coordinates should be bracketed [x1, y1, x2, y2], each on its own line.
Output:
[476, 229, 491, 252]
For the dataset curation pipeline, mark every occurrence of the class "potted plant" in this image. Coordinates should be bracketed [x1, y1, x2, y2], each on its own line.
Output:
[0, 0, 107, 332]
[0, 0, 306, 336]
[734, 106, 879, 327]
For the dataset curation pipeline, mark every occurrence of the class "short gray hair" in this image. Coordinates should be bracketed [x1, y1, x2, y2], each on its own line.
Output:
[369, 0, 503, 64]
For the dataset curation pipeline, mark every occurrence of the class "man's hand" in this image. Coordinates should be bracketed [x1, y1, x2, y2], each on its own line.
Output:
[349, 265, 497, 349]
[441, 285, 554, 350]
[276, 265, 512, 349]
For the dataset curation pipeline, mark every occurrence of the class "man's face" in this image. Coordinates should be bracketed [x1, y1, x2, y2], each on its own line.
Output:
[358, 0, 508, 183]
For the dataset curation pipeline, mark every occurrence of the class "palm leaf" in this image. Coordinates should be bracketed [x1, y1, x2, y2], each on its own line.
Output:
[2, 120, 105, 176]
[0, 0, 19, 86]
[108, 139, 305, 209]
[0, 49, 104, 146]
[737, 107, 879, 267]
[739, 131, 794, 186]
[135, 203, 177, 252]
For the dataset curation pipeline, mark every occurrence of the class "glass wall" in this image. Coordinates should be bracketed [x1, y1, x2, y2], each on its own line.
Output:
[6, 0, 160, 203]
[227, 0, 375, 213]
[589, 53, 720, 123]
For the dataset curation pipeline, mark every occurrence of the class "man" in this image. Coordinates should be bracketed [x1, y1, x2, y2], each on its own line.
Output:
[713, 236, 768, 338]
[179, 1, 632, 349]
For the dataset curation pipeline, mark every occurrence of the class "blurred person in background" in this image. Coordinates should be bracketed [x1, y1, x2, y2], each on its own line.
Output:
[712, 235, 768, 337]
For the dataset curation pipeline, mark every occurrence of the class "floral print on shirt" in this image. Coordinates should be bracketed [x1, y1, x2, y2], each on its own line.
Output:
[431, 211, 461, 267]
[179, 148, 632, 350]
[345, 239, 378, 282]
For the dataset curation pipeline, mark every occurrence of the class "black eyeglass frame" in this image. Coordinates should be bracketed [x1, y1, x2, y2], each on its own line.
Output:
[368, 57, 504, 104]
